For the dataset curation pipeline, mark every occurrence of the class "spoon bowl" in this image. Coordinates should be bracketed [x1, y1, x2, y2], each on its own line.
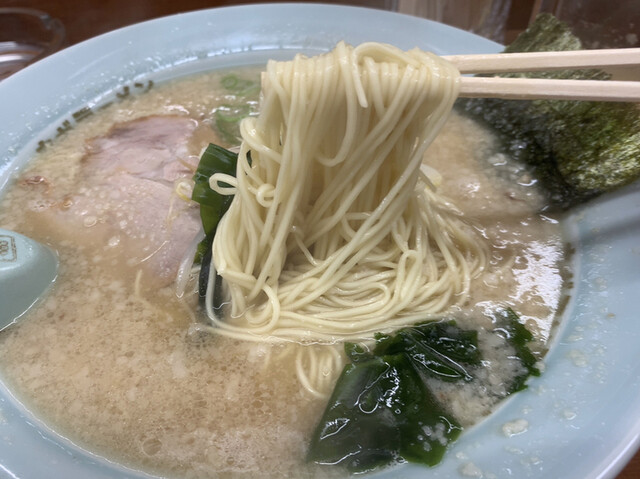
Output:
[0, 228, 57, 329]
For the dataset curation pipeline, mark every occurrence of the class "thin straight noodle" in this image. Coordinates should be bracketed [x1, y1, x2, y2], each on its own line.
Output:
[304, 63, 424, 236]
[204, 42, 492, 393]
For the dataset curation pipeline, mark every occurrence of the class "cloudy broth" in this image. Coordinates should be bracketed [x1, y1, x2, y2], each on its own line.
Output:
[0, 67, 567, 478]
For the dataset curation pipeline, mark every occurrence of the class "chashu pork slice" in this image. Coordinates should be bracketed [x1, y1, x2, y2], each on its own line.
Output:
[25, 115, 217, 288]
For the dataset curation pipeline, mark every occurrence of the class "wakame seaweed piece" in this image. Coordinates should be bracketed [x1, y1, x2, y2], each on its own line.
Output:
[192, 144, 238, 236]
[492, 308, 541, 393]
[374, 321, 480, 382]
[310, 322, 479, 472]
[460, 13, 640, 208]
[310, 317, 543, 473]
[191, 143, 239, 308]
[307, 353, 462, 473]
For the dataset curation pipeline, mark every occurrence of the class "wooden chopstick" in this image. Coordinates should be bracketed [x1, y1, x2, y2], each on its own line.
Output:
[443, 48, 640, 74]
[458, 77, 640, 102]
[443, 48, 640, 102]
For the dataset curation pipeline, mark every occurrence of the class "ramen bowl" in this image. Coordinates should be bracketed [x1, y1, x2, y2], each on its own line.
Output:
[0, 4, 639, 479]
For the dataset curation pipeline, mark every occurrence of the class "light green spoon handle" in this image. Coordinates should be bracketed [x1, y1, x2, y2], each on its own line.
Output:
[0, 229, 58, 330]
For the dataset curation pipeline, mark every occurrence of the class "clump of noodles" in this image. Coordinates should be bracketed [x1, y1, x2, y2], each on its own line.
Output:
[204, 42, 489, 396]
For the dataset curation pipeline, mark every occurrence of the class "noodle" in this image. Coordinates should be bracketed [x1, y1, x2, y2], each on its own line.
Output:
[203, 42, 490, 393]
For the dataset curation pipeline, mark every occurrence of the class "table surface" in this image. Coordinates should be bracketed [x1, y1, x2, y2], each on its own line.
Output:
[3, 1, 639, 478]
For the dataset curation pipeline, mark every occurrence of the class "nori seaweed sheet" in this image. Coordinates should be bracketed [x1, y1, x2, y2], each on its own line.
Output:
[459, 13, 640, 209]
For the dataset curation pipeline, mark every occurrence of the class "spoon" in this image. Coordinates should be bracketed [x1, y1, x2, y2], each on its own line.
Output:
[0, 228, 58, 330]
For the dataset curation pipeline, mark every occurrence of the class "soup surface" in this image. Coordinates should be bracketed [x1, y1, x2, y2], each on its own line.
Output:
[0, 67, 567, 478]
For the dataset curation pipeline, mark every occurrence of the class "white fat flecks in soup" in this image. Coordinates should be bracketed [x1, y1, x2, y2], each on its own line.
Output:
[0, 66, 567, 478]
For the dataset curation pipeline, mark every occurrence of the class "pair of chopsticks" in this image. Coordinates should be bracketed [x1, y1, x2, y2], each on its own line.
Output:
[442, 48, 640, 102]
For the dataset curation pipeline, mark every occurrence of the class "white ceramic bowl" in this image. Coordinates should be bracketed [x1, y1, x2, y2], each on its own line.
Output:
[1, 4, 639, 479]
